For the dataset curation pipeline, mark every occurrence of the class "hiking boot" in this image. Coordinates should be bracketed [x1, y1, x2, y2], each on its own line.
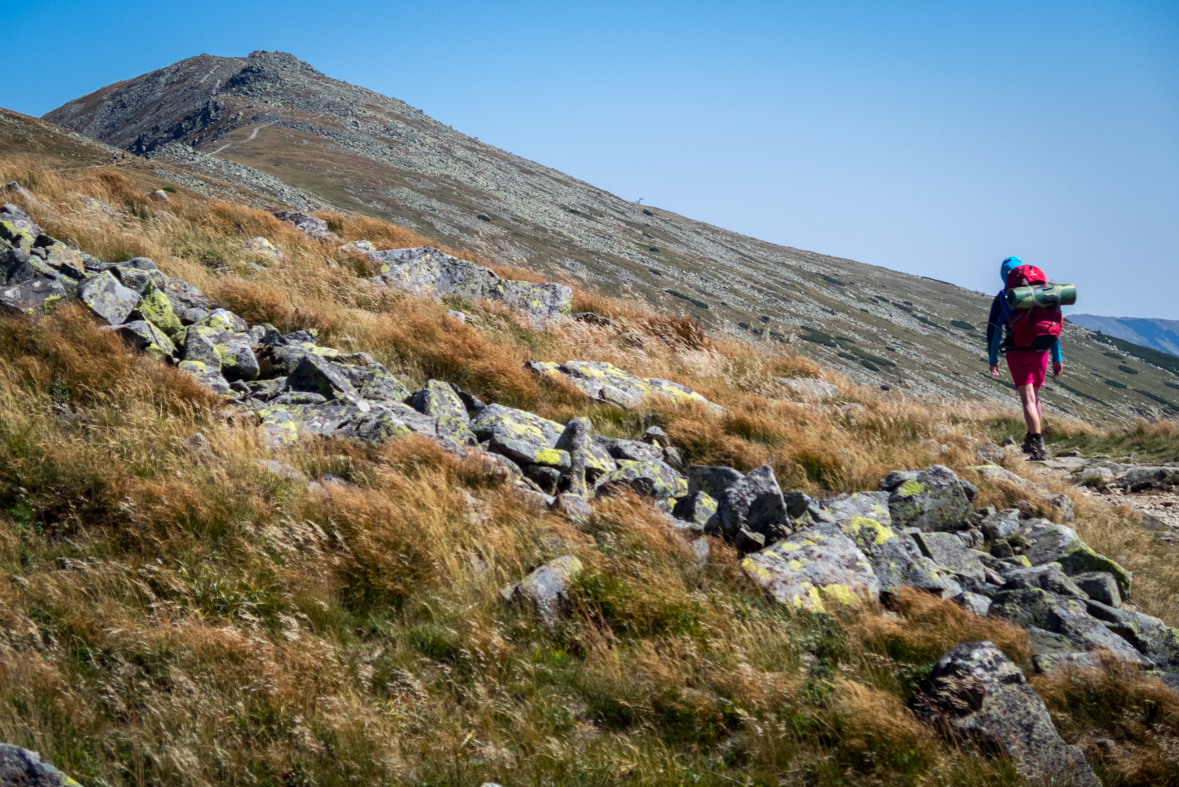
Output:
[1028, 434, 1047, 461]
[1020, 433, 1034, 455]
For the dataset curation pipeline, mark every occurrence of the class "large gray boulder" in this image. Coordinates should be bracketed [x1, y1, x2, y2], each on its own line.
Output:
[1114, 466, 1178, 492]
[989, 588, 1147, 664]
[715, 465, 790, 542]
[79, 271, 139, 325]
[879, 465, 975, 532]
[369, 246, 571, 321]
[0, 744, 79, 787]
[410, 380, 475, 444]
[596, 459, 683, 501]
[833, 514, 963, 598]
[911, 641, 1101, 787]
[1085, 600, 1179, 671]
[0, 274, 68, 316]
[501, 555, 583, 629]
[740, 523, 880, 612]
[817, 491, 892, 526]
[527, 359, 723, 413]
[0, 204, 41, 252]
[471, 404, 563, 450]
[1015, 519, 1131, 598]
[273, 211, 342, 242]
[287, 353, 369, 411]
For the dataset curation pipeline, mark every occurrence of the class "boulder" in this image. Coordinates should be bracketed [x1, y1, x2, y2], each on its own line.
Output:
[596, 459, 683, 500]
[817, 491, 892, 526]
[471, 404, 563, 450]
[1000, 564, 1088, 600]
[1071, 572, 1121, 607]
[79, 271, 140, 325]
[776, 376, 839, 400]
[880, 465, 975, 532]
[161, 277, 210, 324]
[410, 380, 475, 444]
[687, 466, 745, 500]
[1085, 600, 1179, 671]
[837, 516, 963, 598]
[0, 204, 41, 252]
[500, 555, 583, 628]
[494, 440, 571, 471]
[0, 743, 80, 787]
[527, 359, 722, 413]
[129, 280, 182, 336]
[715, 465, 790, 541]
[369, 246, 571, 321]
[0, 275, 68, 316]
[1114, 466, 1177, 492]
[911, 641, 1101, 787]
[117, 319, 176, 360]
[199, 308, 249, 334]
[555, 417, 592, 497]
[594, 435, 662, 464]
[273, 211, 342, 242]
[979, 508, 1022, 541]
[671, 490, 718, 528]
[340, 361, 410, 404]
[740, 523, 880, 612]
[1016, 519, 1131, 598]
[912, 531, 986, 582]
[990, 588, 1146, 663]
[287, 354, 369, 411]
[179, 360, 230, 396]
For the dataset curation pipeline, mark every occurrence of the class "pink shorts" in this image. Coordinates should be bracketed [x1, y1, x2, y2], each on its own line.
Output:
[1007, 350, 1048, 388]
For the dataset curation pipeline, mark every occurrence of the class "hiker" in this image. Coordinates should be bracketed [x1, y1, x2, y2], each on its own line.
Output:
[987, 256, 1065, 460]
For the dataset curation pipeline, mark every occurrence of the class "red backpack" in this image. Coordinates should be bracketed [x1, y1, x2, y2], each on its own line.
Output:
[1005, 265, 1062, 351]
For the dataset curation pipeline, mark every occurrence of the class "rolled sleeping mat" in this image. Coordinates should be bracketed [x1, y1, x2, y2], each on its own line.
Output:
[1007, 283, 1077, 310]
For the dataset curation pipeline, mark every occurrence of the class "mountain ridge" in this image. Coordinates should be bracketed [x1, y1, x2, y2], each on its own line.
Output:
[1068, 314, 1179, 358]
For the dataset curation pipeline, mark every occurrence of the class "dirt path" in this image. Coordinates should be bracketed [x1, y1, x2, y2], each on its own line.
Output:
[1037, 455, 1179, 536]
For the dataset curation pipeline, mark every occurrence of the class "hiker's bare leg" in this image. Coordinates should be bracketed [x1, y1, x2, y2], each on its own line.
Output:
[1017, 384, 1041, 435]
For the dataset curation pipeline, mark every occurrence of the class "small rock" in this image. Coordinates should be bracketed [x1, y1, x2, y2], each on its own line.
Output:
[79, 270, 140, 324]
[0, 743, 80, 787]
[501, 555, 583, 628]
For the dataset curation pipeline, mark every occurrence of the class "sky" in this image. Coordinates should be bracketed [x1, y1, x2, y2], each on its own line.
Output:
[6, 0, 1178, 319]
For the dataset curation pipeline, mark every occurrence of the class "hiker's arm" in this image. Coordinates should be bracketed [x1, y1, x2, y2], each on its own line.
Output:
[1051, 338, 1063, 376]
[987, 319, 1003, 367]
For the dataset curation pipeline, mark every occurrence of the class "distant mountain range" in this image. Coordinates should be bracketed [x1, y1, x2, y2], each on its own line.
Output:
[1067, 315, 1179, 358]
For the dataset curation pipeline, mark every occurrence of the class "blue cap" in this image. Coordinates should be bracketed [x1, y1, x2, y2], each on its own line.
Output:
[1000, 256, 1022, 284]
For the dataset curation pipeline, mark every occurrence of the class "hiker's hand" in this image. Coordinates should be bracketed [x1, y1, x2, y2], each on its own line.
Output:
[990, 365, 1000, 377]
[1053, 362, 1063, 377]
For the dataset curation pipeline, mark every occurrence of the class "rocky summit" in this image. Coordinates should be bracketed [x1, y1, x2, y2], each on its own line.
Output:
[39, 51, 1179, 424]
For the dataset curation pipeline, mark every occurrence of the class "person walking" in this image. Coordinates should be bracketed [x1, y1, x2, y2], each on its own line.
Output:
[987, 256, 1064, 461]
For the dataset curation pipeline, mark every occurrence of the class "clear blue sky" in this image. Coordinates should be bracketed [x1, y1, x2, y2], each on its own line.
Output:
[6, 1, 1178, 318]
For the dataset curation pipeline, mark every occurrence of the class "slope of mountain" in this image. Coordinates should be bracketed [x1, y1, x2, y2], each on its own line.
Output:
[37, 50, 1179, 423]
[1068, 314, 1179, 357]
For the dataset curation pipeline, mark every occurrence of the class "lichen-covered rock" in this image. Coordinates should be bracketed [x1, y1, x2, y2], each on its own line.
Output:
[837, 516, 962, 597]
[368, 246, 571, 321]
[199, 308, 249, 334]
[129, 280, 182, 336]
[1000, 564, 1088, 600]
[501, 555, 583, 628]
[494, 439, 571, 470]
[716, 465, 790, 542]
[989, 588, 1146, 662]
[672, 490, 718, 528]
[911, 641, 1101, 787]
[273, 211, 342, 242]
[0, 204, 41, 252]
[185, 325, 259, 382]
[880, 465, 975, 532]
[0, 274, 68, 316]
[555, 417, 593, 496]
[776, 376, 840, 400]
[1017, 518, 1131, 598]
[912, 532, 986, 582]
[0, 743, 81, 787]
[244, 236, 283, 260]
[1072, 572, 1121, 607]
[79, 270, 140, 324]
[1114, 466, 1178, 492]
[596, 459, 684, 500]
[161, 277, 210, 324]
[342, 361, 410, 404]
[471, 403, 563, 449]
[740, 523, 881, 612]
[687, 465, 745, 500]
[117, 319, 176, 360]
[527, 359, 723, 413]
[594, 435, 662, 463]
[179, 360, 230, 396]
[287, 353, 369, 411]
[818, 491, 892, 526]
[1085, 600, 1179, 671]
[113, 259, 166, 294]
[410, 380, 474, 444]
[980, 508, 1022, 540]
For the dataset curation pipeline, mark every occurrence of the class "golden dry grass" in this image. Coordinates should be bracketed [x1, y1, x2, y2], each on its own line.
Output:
[0, 154, 1174, 786]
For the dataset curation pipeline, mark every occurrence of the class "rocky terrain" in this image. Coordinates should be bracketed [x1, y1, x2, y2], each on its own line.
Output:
[5, 192, 1179, 785]
[38, 51, 1179, 424]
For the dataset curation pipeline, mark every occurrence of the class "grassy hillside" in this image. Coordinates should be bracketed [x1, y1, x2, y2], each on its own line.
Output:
[37, 52, 1179, 424]
[2, 149, 1179, 787]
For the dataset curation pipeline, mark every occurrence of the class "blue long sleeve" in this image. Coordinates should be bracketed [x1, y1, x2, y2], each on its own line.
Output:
[1050, 339, 1063, 364]
[988, 324, 1003, 366]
